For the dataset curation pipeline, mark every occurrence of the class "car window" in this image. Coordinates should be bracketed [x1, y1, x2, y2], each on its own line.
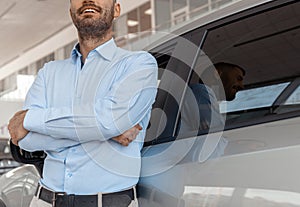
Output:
[144, 53, 173, 144]
[284, 85, 300, 105]
[180, 1, 300, 135]
[220, 82, 290, 113]
[145, 37, 203, 145]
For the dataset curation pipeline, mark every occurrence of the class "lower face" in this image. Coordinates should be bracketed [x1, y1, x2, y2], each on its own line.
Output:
[70, 1, 115, 37]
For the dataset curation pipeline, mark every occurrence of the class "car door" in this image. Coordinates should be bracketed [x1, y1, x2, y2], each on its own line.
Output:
[139, 0, 300, 206]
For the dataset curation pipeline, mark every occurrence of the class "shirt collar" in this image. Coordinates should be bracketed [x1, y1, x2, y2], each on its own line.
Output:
[71, 44, 81, 64]
[71, 38, 117, 63]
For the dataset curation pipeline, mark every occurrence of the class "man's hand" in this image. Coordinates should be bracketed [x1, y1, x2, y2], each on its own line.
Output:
[112, 124, 142, 146]
[8, 110, 29, 146]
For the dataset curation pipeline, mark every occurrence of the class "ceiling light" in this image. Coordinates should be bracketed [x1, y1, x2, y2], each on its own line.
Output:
[144, 9, 152, 15]
[127, 20, 139, 27]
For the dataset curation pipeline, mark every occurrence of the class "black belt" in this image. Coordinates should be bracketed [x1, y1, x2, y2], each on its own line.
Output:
[35, 185, 134, 207]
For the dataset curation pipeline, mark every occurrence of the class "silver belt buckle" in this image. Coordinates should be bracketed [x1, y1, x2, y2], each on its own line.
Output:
[52, 192, 65, 207]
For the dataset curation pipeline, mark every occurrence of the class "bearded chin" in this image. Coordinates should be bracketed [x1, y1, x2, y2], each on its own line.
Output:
[75, 18, 113, 40]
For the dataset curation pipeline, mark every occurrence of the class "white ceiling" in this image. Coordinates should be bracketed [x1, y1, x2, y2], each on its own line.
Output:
[0, 0, 149, 72]
[0, 0, 71, 69]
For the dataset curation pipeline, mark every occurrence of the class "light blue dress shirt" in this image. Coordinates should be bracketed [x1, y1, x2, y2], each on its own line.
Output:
[19, 39, 158, 194]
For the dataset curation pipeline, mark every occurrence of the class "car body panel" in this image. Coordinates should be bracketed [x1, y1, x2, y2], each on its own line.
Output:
[139, 117, 300, 207]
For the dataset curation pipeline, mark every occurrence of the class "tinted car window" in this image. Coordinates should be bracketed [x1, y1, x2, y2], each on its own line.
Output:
[285, 85, 300, 105]
[181, 1, 300, 133]
[220, 82, 290, 113]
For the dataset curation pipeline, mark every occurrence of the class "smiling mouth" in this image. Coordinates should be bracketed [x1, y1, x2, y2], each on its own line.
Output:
[83, 8, 97, 14]
[79, 6, 101, 15]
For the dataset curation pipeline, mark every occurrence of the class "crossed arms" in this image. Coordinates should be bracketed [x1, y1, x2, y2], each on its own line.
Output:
[8, 53, 158, 151]
[8, 110, 142, 147]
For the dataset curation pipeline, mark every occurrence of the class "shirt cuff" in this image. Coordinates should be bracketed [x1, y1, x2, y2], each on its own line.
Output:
[18, 133, 34, 152]
[24, 108, 47, 135]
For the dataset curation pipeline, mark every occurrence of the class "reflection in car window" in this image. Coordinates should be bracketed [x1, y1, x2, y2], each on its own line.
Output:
[285, 85, 300, 105]
[198, 1, 300, 126]
[220, 82, 290, 113]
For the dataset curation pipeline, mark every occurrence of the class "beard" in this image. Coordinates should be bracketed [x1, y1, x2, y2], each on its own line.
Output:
[70, 4, 114, 41]
[224, 87, 236, 101]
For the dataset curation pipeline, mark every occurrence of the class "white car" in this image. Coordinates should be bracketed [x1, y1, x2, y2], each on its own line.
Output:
[0, 165, 39, 207]
[140, 0, 300, 206]
[2, 0, 300, 206]
[0, 139, 21, 176]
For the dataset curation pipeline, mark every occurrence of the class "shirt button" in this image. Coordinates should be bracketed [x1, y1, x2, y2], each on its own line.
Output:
[67, 173, 72, 177]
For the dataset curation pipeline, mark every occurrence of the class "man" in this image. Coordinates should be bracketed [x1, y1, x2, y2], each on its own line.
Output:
[215, 62, 245, 102]
[181, 62, 245, 133]
[8, 0, 157, 207]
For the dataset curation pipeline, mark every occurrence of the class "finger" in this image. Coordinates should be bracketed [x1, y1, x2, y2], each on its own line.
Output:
[133, 129, 140, 137]
[126, 138, 131, 145]
[135, 124, 142, 130]
[120, 139, 129, 146]
[113, 136, 129, 146]
[126, 134, 135, 142]
[129, 130, 140, 141]
[123, 137, 132, 145]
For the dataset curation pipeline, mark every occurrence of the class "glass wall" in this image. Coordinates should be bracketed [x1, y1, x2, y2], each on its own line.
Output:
[0, 73, 17, 97]
[113, 0, 242, 47]
[154, 0, 242, 28]
[0, 41, 76, 101]
[172, 0, 187, 12]
[114, 2, 152, 46]
[154, 0, 171, 30]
